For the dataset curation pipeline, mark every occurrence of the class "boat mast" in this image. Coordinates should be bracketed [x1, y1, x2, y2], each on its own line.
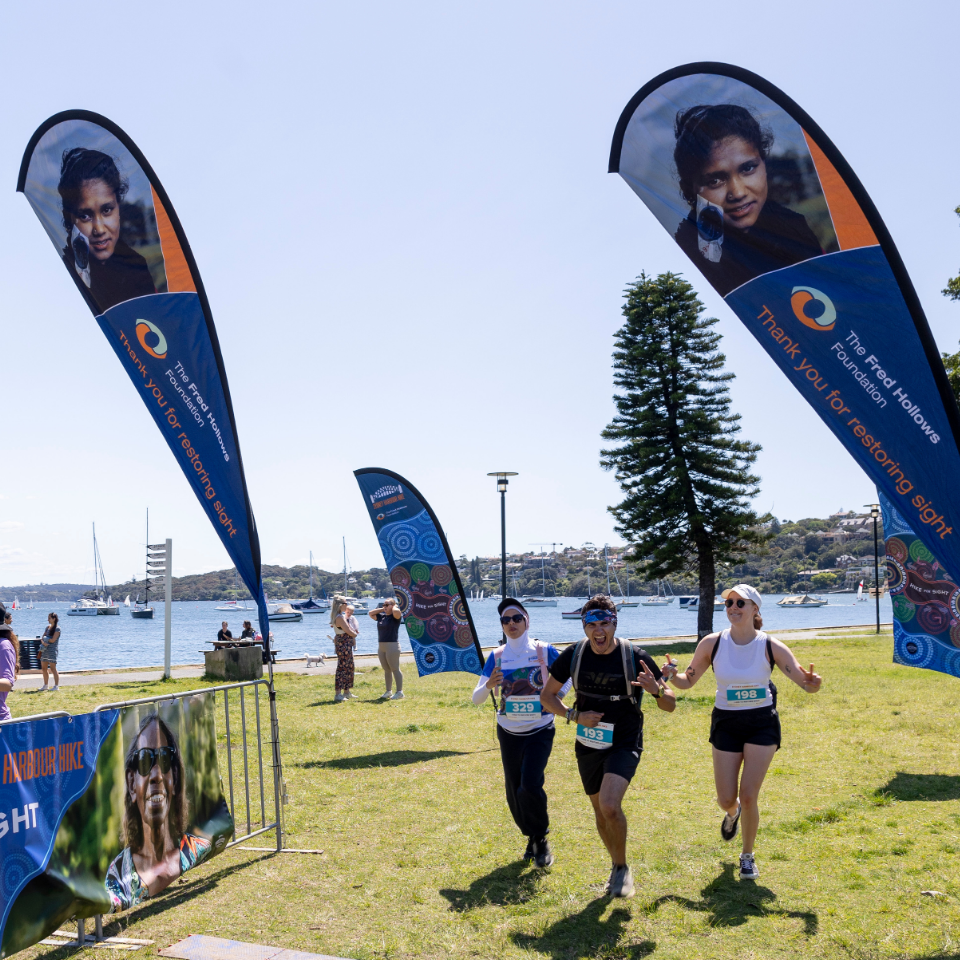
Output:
[541, 549, 547, 599]
[309, 551, 314, 600]
[144, 509, 150, 607]
[605, 544, 612, 597]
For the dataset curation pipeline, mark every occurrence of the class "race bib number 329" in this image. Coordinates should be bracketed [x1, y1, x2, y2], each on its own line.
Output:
[504, 696, 542, 720]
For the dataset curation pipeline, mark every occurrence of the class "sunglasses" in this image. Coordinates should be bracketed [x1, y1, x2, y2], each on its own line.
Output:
[725, 598, 747, 608]
[582, 611, 617, 624]
[132, 746, 176, 776]
[500, 614, 526, 625]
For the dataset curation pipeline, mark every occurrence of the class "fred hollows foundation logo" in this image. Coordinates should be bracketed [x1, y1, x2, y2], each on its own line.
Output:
[791, 286, 836, 332]
[136, 319, 168, 359]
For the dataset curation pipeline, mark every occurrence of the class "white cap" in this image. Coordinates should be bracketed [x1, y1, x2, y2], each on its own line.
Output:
[721, 584, 762, 608]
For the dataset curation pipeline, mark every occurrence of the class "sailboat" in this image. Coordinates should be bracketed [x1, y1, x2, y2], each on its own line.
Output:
[339, 538, 367, 611]
[216, 568, 251, 612]
[607, 547, 638, 607]
[131, 510, 156, 619]
[856, 580, 867, 602]
[69, 523, 121, 615]
[522, 549, 558, 607]
[291, 551, 330, 613]
[641, 580, 675, 606]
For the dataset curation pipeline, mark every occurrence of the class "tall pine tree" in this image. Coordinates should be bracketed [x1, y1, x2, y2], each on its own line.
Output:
[601, 272, 769, 638]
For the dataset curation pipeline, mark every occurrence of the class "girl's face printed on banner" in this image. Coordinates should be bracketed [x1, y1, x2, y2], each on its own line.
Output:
[129, 719, 174, 833]
[697, 136, 768, 231]
[71, 179, 121, 261]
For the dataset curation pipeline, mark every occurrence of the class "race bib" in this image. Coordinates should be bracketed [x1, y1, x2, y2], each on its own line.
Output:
[726, 684, 768, 704]
[576, 721, 614, 749]
[504, 696, 542, 721]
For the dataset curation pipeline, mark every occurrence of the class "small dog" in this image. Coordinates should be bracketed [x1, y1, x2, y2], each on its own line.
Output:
[304, 653, 326, 668]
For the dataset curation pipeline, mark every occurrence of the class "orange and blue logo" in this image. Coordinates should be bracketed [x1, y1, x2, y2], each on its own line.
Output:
[791, 286, 836, 331]
[136, 319, 168, 359]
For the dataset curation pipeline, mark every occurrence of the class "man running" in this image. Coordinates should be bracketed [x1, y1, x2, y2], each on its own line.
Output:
[472, 598, 571, 868]
[541, 594, 675, 897]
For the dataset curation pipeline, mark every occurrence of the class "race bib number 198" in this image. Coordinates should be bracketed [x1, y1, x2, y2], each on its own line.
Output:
[726, 684, 767, 704]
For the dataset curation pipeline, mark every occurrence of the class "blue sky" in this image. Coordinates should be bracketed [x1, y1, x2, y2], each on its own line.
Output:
[0, 1, 957, 586]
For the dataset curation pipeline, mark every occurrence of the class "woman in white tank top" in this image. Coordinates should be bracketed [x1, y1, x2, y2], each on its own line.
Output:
[661, 584, 822, 880]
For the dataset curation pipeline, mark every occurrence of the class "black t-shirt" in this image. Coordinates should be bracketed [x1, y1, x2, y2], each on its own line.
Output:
[550, 640, 663, 751]
[217, 628, 233, 643]
[377, 613, 401, 644]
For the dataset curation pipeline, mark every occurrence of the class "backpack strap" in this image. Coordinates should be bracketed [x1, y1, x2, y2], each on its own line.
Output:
[765, 636, 774, 667]
[571, 638, 589, 698]
[534, 640, 549, 686]
[620, 639, 643, 716]
[710, 633, 722, 672]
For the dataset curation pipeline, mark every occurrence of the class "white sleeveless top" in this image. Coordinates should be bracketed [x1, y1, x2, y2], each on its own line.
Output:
[713, 629, 773, 711]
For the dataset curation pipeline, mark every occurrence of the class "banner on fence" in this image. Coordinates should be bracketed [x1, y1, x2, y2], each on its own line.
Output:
[881, 491, 960, 681]
[609, 64, 960, 586]
[17, 113, 269, 645]
[0, 694, 232, 957]
[354, 468, 483, 676]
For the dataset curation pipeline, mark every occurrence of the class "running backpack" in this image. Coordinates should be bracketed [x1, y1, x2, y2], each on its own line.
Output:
[570, 638, 644, 717]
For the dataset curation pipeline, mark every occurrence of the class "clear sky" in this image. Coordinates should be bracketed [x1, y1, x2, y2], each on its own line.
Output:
[0, 1, 957, 587]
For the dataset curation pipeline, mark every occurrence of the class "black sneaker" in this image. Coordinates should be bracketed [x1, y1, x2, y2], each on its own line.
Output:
[522, 838, 534, 862]
[739, 853, 759, 880]
[609, 864, 635, 898]
[721, 803, 741, 842]
[532, 837, 554, 869]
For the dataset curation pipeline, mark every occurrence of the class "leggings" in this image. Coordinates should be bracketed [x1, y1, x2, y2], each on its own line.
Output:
[378, 642, 403, 692]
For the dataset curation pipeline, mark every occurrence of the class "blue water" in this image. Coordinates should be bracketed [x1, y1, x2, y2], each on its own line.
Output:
[7, 594, 893, 672]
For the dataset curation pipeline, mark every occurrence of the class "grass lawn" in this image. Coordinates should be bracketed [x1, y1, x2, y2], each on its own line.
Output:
[11, 627, 960, 960]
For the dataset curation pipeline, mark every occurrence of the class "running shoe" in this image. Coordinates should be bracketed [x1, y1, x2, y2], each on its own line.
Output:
[51, 685, 59, 692]
[739, 853, 759, 880]
[334, 693, 345, 702]
[38, 685, 48, 692]
[391, 691, 406, 700]
[377, 691, 392, 700]
[532, 837, 554, 869]
[345, 692, 359, 700]
[721, 803, 741, 842]
[610, 865, 635, 898]
[523, 838, 534, 862]
[602, 865, 616, 893]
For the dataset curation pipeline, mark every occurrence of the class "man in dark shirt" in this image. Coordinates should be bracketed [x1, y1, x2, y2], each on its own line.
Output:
[369, 597, 404, 700]
[542, 595, 675, 898]
[217, 622, 233, 645]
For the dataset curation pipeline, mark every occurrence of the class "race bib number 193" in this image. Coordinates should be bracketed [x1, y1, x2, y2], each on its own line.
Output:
[576, 721, 614, 749]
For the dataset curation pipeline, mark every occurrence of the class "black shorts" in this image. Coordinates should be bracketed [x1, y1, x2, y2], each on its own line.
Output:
[575, 745, 641, 796]
[709, 705, 781, 753]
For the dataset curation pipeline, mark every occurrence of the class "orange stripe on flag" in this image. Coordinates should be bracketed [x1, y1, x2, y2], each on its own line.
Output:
[803, 131, 877, 251]
[151, 187, 197, 293]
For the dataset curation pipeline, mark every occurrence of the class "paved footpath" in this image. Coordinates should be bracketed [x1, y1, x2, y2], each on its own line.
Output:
[13, 624, 886, 691]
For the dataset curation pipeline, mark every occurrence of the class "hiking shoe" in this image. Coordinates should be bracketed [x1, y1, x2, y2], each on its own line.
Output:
[739, 853, 759, 880]
[610, 865, 635, 898]
[391, 691, 406, 700]
[721, 803, 741, 842]
[523, 838, 534, 862]
[532, 837, 554, 869]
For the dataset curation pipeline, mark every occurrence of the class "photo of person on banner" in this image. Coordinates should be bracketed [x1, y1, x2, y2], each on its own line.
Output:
[106, 713, 212, 910]
[616, 75, 840, 299]
[19, 117, 168, 315]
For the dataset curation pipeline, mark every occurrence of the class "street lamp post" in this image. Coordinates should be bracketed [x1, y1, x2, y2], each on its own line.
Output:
[865, 503, 881, 635]
[488, 472, 518, 601]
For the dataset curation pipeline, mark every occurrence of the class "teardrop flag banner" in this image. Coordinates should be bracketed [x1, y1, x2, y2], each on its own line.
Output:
[17, 112, 270, 648]
[609, 64, 960, 605]
[354, 468, 483, 676]
[880, 491, 960, 680]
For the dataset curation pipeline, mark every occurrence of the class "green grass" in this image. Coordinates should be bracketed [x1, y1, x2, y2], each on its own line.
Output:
[12, 628, 960, 960]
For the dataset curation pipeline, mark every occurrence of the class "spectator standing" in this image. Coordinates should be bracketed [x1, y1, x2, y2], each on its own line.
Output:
[0, 602, 19, 721]
[331, 597, 358, 702]
[39, 612, 61, 691]
[370, 598, 404, 700]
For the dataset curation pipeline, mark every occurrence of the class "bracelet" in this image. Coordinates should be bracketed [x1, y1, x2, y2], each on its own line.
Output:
[565, 706, 579, 724]
[652, 685, 662, 699]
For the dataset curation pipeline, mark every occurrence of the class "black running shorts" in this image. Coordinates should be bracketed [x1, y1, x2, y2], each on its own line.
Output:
[709, 705, 781, 753]
[575, 745, 641, 796]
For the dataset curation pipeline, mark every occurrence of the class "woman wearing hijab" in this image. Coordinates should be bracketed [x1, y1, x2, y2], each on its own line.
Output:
[471, 598, 571, 869]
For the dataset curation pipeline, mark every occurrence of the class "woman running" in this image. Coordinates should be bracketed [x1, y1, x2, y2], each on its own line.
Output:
[661, 584, 821, 879]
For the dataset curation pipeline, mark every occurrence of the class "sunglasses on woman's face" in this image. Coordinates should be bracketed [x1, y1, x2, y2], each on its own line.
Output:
[133, 746, 176, 776]
[725, 598, 747, 608]
[500, 614, 526, 625]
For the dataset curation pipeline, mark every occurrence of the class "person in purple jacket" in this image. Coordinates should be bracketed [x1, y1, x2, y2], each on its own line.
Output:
[0, 601, 20, 722]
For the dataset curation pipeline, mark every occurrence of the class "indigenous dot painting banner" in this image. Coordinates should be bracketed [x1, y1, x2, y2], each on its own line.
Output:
[881, 491, 960, 681]
[18, 112, 270, 648]
[609, 64, 960, 591]
[354, 469, 483, 676]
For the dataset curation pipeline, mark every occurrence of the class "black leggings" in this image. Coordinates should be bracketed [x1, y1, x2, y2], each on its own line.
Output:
[496, 724, 555, 839]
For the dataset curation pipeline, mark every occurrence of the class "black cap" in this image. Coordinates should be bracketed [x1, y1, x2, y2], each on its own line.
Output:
[497, 597, 527, 617]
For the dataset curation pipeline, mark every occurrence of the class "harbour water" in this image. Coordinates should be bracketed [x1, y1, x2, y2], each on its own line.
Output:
[8, 594, 893, 673]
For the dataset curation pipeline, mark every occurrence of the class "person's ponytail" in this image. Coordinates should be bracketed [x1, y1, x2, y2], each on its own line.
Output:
[753, 611, 763, 630]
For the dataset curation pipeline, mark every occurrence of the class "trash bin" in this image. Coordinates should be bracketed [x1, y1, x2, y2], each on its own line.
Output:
[19, 637, 42, 671]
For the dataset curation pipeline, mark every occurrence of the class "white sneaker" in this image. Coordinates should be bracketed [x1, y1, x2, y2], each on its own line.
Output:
[38, 685, 48, 692]
[345, 692, 359, 700]
[391, 691, 405, 700]
[378, 691, 392, 700]
[334, 693, 345, 702]
[739, 853, 759, 879]
[51, 685, 59, 692]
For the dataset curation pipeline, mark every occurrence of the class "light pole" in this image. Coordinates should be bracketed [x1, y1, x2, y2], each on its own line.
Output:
[488, 472, 518, 601]
[865, 503, 881, 635]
